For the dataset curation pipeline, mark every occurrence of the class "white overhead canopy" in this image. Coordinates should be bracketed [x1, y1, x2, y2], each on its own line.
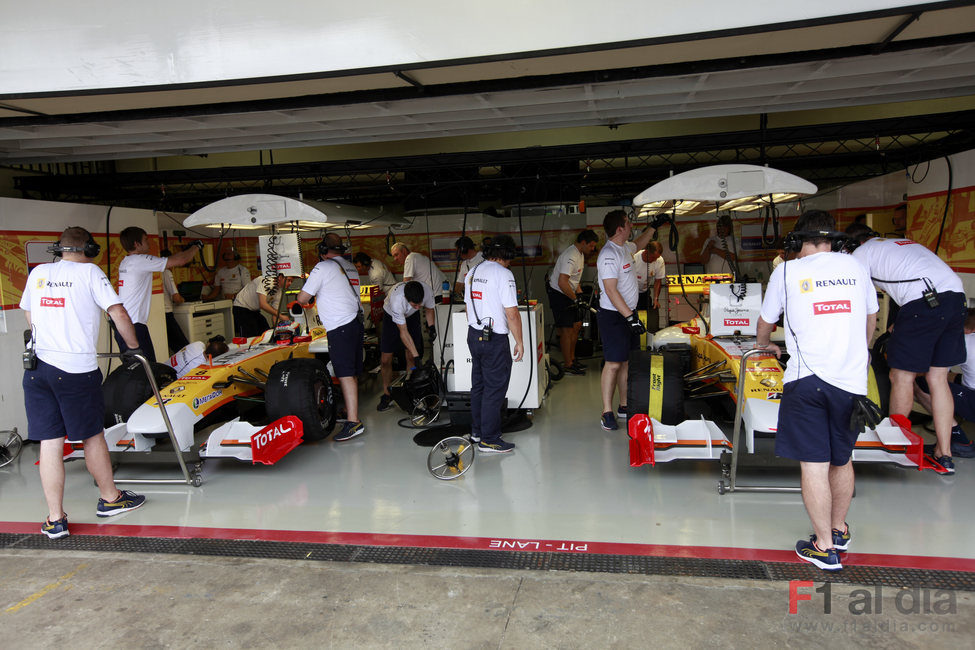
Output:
[182, 194, 408, 230]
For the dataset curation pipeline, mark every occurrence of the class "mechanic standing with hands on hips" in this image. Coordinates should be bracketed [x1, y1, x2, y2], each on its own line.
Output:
[464, 235, 524, 453]
[755, 210, 878, 571]
[596, 210, 657, 431]
[297, 233, 366, 442]
[22, 227, 148, 539]
[116, 226, 201, 362]
[845, 222, 967, 474]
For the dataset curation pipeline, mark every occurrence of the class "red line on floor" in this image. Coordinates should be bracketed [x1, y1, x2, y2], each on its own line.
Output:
[3, 521, 973, 573]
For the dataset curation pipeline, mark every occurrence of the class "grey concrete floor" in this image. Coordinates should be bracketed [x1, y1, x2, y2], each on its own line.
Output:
[1, 550, 971, 649]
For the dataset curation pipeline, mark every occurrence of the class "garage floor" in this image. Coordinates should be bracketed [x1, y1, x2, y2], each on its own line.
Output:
[1, 357, 973, 568]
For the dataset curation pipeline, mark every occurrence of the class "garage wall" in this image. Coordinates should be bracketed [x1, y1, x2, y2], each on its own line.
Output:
[0, 198, 165, 435]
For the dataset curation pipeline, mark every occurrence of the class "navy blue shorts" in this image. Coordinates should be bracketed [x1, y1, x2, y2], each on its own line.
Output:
[23, 359, 105, 442]
[326, 317, 364, 377]
[380, 311, 423, 356]
[547, 285, 580, 328]
[887, 291, 966, 373]
[916, 376, 975, 423]
[597, 307, 638, 363]
[775, 374, 858, 465]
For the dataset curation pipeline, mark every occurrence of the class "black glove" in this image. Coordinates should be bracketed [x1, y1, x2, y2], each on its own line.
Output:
[427, 324, 436, 343]
[575, 298, 596, 314]
[849, 395, 883, 433]
[649, 213, 671, 230]
[122, 347, 146, 362]
[626, 313, 646, 336]
[189, 240, 205, 250]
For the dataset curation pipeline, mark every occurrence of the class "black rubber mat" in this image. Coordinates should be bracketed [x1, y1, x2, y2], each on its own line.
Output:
[411, 411, 533, 446]
[1, 532, 972, 591]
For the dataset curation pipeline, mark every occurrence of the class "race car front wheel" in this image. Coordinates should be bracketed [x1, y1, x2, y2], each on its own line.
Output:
[627, 348, 684, 425]
[266, 359, 337, 442]
[102, 361, 178, 428]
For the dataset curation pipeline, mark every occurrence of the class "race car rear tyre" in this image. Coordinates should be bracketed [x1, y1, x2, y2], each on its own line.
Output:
[266, 359, 337, 442]
[102, 361, 177, 427]
[627, 349, 684, 425]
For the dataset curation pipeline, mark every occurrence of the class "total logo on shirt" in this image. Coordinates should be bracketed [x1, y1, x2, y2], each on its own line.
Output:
[472, 290, 483, 300]
[813, 300, 852, 314]
[40, 297, 66, 308]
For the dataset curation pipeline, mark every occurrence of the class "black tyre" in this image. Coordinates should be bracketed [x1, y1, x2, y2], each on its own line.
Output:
[627, 348, 685, 425]
[266, 358, 337, 441]
[103, 361, 177, 427]
[869, 333, 892, 416]
[549, 360, 565, 382]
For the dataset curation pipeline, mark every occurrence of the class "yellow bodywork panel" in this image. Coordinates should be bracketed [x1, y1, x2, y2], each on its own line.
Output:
[690, 335, 783, 404]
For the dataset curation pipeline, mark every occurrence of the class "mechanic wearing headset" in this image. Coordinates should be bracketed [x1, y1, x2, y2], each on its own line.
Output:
[755, 211, 878, 571]
[596, 210, 657, 431]
[22, 227, 148, 539]
[454, 236, 484, 297]
[297, 233, 365, 442]
[376, 280, 437, 413]
[464, 235, 524, 453]
[845, 223, 967, 474]
[117, 226, 201, 362]
[633, 240, 666, 331]
[546, 229, 599, 376]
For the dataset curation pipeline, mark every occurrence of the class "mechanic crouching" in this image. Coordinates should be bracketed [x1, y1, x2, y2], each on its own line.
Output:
[297, 233, 365, 442]
[376, 281, 437, 412]
[755, 211, 879, 571]
[463, 235, 524, 453]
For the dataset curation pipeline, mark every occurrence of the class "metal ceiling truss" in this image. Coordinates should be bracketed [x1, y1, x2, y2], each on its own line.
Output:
[10, 109, 975, 212]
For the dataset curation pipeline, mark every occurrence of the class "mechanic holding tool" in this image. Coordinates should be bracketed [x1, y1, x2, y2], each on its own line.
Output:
[845, 223, 967, 474]
[391, 242, 447, 298]
[202, 249, 251, 301]
[913, 308, 975, 458]
[233, 273, 291, 337]
[701, 214, 739, 276]
[298, 233, 365, 442]
[117, 226, 201, 362]
[22, 226, 148, 539]
[352, 252, 397, 296]
[633, 240, 666, 332]
[755, 210, 878, 571]
[546, 229, 599, 375]
[454, 236, 484, 297]
[376, 281, 437, 412]
[596, 211, 657, 431]
[464, 235, 524, 454]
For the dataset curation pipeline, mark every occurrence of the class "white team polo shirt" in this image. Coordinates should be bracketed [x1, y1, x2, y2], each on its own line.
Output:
[852, 237, 963, 306]
[118, 253, 167, 324]
[162, 269, 178, 313]
[213, 264, 251, 296]
[21, 260, 122, 373]
[760, 251, 879, 395]
[548, 245, 585, 293]
[302, 257, 361, 330]
[464, 260, 518, 333]
[633, 252, 666, 293]
[597, 241, 638, 311]
[384, 282, 435, 324]
[457, 252, 484, 282]
[403, 252, 446, 293]
[366, 259, 397, 294]
[234, 276, 279, 312]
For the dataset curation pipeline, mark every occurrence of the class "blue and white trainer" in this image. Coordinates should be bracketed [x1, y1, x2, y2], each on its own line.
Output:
[41, 515, 69, 539]
[796, 538, 842, 571]
[96, 490, 147, 518]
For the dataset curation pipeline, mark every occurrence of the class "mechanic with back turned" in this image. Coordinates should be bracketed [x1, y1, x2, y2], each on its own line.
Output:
[376, 280, 437, 412]
[297, 233, 365, 442]
[546, 229, 599, 375]
[463, 235, 524, 453]
[755, 210, 878, 571]
[117, 226, 201, 362]
[845, 223, 967, 474]
[22, 227, 148, 539]
[596, 211, 656, 431]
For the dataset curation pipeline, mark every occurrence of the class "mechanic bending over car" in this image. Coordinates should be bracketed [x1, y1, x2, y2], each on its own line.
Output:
[912, 308, 975, 459]
[22, 226, 148, 540]
[391, 242, 447, 297]
[116, 226, 201, 362]
[352, 252, 397, 296]
[546, 229, 598, 375]
[233, 273, 291, 338]
[463, 235, 524, 454]
[297, 233, 366, 442]
[755, 210, 878, 571]
[596, 211, 657, 431]
[846, 223, 967, 474]
[376, 281, 437, 413]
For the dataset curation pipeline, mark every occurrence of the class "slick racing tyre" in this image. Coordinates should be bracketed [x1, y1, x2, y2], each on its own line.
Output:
[266, 358, 337, 442]
[627, 348, 684, 425]
[102, 361, 177, 427]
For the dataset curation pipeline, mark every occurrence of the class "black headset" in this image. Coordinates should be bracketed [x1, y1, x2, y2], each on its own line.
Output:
[317, 237, 348, 257]
[482, 235, 517, 261]
[48, 229, 101, 259]
[783, 230, 850, 254]
[455, 236, 475, 256]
